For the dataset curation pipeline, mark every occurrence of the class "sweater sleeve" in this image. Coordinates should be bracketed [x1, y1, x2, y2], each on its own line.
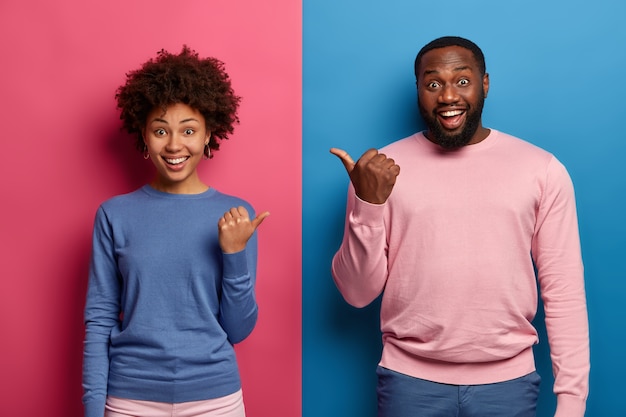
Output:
[219, 230, 259, 344]
[331, 185, 390, 308]
[531, 157, 589, 417]
[82, 207, 122, 417]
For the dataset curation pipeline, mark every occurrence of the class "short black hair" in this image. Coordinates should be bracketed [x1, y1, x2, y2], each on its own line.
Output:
[414, 36, 486, 79]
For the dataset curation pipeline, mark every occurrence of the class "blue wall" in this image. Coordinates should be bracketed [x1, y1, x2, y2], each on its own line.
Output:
[303, 1, 626, 416]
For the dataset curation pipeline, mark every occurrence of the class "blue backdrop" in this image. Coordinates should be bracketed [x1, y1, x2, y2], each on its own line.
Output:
[303, 1, 626, 416]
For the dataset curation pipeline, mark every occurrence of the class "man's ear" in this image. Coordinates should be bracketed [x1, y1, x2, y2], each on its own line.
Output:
[483, 73, 490, 98]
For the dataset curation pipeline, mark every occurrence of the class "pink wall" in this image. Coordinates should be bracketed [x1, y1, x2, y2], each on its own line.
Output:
[0, 1, 301, 416]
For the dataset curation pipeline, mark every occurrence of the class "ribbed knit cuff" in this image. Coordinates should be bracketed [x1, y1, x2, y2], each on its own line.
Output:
[222, 249, 249, 279]
[351, 195, 386, 227]
[83, 398, 105, 417]
[554, 393, 587, 417]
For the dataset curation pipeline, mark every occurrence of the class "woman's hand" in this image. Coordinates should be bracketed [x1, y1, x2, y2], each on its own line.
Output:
[218, 206, 269, 253]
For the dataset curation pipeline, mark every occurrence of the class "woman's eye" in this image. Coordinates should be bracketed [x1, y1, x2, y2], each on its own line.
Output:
[184, 129, 195, 135]
[154, 128, 167, 136]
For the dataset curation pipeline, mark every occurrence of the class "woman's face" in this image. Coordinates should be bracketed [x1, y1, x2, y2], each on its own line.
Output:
[143, 103, 211, 194]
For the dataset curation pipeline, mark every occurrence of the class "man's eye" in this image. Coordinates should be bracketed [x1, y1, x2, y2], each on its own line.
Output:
[428, 81, 440, 89]
[458, 79, 470, 86]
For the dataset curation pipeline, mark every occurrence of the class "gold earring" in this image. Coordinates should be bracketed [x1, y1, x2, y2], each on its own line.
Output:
[203, 144, 210, 160]
[143, 145, 150, 160]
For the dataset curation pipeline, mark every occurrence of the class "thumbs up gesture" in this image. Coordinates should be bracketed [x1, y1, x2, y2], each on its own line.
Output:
[218, 206, 269, 254]
[330, 148, 400, 205]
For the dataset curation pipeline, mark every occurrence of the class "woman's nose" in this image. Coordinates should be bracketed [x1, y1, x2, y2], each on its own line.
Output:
[165, 133, 183, 150]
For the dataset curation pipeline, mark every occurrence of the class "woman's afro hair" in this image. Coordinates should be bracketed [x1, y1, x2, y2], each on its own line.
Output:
[115, 45, 241, 158]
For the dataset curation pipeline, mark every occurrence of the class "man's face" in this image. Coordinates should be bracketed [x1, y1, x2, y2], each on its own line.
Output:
[416, 46, 489, 149]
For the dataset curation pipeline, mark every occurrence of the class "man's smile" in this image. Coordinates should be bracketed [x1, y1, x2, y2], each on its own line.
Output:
[437, 109, 466, 130]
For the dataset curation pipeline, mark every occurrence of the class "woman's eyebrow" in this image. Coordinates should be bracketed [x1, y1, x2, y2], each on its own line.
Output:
[149, 118, 201, 124]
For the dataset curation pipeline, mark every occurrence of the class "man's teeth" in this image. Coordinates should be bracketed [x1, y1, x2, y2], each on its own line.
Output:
[440, 110, 463, 117]
[165, 157, 188, 164]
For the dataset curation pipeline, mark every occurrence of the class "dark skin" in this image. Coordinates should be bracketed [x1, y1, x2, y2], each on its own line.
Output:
[329, 148, 400, 205]
[331, 45, 489, 204]
[417, 45, 490, 147]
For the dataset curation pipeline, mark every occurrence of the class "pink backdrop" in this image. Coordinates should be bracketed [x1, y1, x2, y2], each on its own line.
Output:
[0, 1, 301, 416]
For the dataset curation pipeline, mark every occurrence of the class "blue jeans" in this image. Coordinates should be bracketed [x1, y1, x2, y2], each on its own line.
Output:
[377, 366, 540, 417]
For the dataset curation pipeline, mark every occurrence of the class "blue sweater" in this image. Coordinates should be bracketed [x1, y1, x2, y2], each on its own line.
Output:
[82, 185, 259, 417]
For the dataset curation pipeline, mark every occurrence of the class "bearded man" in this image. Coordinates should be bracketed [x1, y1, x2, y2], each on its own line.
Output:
[330, 36, 589, 417]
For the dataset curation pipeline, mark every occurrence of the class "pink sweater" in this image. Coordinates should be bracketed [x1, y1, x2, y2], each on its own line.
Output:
[332, 130, 589, 417]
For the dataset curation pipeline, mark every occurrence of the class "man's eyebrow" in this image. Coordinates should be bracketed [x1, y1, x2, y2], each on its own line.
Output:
[423, 65, 472, 76]
[453, 65, 472, 72]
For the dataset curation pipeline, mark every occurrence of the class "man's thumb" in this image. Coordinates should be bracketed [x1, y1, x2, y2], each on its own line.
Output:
[330, 148, 355, 173]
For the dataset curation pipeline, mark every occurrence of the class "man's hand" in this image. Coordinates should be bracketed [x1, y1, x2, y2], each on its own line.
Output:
[330, 148, 400, 204]
[218, 206, 269, 254]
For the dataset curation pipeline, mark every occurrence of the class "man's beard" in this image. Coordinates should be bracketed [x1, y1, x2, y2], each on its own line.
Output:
[418, 91, 485, 150]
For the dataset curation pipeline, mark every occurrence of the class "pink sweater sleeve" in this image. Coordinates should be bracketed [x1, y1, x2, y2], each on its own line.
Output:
[331, 136, 589, 415]
[331, 185, 389, 308]
[532, 157, 589, 417]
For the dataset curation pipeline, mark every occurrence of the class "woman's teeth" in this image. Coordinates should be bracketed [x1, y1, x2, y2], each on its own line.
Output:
[165, 156, 188, 165]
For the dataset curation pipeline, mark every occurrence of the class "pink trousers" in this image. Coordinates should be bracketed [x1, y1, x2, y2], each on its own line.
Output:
[104, 389, 245, 417]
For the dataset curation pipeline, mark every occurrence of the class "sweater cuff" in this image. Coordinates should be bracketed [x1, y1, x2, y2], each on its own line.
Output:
[83, 398, 105, 417]
[222, 249, 249, 279]
[351, 195, 386, 227]
[554, 393, 586, 417]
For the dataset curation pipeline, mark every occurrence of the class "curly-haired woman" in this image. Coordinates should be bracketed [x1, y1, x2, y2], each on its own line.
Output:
[82, 46, 269, 417]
